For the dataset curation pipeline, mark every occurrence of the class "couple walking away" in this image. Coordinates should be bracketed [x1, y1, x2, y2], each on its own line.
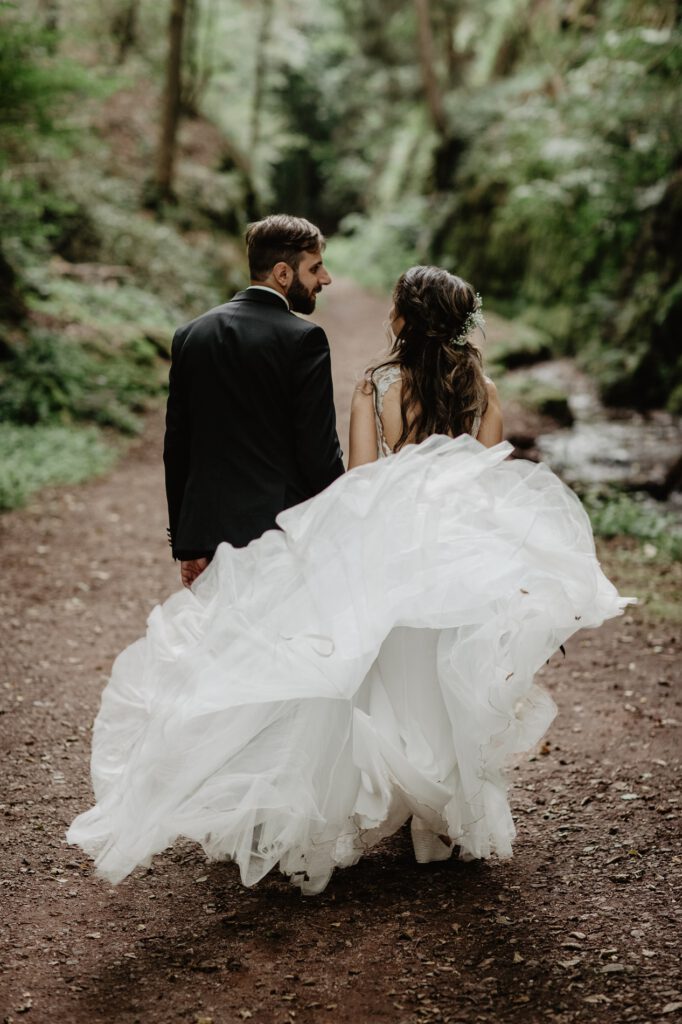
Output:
[68, 215, 627, 895]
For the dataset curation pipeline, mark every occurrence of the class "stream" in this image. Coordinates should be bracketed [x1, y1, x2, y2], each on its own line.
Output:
[509, 359, 682, 510]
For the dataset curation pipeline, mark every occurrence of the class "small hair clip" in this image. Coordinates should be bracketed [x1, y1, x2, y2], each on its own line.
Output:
[450, 293, 485, 346]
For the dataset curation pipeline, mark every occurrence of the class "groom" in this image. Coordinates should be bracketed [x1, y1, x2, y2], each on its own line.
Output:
[163, 214, 345, 587]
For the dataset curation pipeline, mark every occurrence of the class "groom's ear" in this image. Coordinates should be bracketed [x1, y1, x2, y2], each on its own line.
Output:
[272, 261, 294, 289]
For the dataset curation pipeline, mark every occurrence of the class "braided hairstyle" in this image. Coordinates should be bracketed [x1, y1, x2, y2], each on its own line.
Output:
[371, 265, 489, 449]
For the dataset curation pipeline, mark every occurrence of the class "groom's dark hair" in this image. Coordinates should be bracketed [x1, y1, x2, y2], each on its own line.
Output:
[246, 214, 325, 281]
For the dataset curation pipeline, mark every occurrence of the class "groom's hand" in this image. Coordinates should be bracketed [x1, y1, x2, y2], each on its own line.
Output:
[181, 558, 209, 588]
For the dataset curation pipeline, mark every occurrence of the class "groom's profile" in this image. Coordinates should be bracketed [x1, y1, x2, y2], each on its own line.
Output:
[163, 214, 345, 587]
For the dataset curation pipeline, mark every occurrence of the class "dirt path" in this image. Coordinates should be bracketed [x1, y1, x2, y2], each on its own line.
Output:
[1, 282, 680, 1024]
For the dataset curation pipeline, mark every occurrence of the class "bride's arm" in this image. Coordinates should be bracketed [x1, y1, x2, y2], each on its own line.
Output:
[348, 380, 379, 469]
[477, 380, 504, 447]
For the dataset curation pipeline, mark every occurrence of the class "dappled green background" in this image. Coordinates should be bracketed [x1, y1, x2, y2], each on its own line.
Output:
[0, 0, 680, 557]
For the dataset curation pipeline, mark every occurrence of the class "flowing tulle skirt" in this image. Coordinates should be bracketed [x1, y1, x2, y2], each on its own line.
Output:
[67, 436, 627, 893]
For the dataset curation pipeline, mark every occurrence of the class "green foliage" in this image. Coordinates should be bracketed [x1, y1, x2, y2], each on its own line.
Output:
[487, 325, 553, 370]
[30, 275, 178, 340]
[602, 539, 682, 625]
[260, 0, 681, 410]
[326, 199, 431, 293]
[0, 2, 243, 510]
[0, 5, 104, 287]
[0, 324, 165, 435]
[0, 8, 95, 144]
[435, 13, 682, 407]
[92, 202, 227, 310]
[7, 166, 231, 311]
[583, 489, 682, 562]
[497, 374, 574, 426]
[0, 422, 116, 511]
[3, 0, 679, 514]
[267, 4, 431, 231]
[667, 380, 682, 416]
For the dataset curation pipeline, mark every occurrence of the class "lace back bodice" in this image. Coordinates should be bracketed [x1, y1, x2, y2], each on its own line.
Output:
[371, 363, 482, 457]
[372, 364, 403, 457]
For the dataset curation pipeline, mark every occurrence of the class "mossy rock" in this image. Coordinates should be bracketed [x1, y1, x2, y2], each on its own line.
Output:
[667, 381, 682, 416]
[532, 387, 574, 426]
[489, 325, 553, 370]
[504, 376, 574, 426]
[522, 305, 574, 350]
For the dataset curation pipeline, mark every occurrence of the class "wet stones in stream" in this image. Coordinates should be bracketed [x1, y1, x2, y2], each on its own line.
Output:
[502, 359, 682, 500]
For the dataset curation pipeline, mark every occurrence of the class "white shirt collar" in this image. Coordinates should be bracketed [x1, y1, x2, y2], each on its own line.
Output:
[246, 285, 290, 310]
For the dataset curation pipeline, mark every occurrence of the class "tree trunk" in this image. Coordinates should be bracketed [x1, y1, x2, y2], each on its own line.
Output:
[41, 0, 59, 53]
[0, 249, 27, 325]
[249, 0, 275, 156]
[197, 0, 218, 99]
[181, 0, 200, 114]
[154, 0, 188, 203]
[413, 0, 446, 136]
[181, 0, 218, 113]
[113, 0, 139, 65]
[444, 8, 457, 82]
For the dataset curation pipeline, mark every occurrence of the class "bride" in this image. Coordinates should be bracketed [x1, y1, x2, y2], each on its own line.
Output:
[68, 265, 627, 895]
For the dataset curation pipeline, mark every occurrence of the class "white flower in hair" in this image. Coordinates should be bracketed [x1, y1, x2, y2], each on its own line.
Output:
[451, 293, 485, 347]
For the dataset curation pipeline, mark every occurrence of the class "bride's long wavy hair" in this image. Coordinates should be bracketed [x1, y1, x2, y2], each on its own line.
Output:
[371, 265, 489, 449]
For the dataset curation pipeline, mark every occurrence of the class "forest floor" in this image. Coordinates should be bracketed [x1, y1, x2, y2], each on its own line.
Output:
[1, 281, 680, 1024]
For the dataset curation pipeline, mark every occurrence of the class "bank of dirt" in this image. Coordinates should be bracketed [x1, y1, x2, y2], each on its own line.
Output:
[1, 283, 680, 1024]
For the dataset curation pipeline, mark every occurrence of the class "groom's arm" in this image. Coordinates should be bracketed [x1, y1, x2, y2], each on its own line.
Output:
[163, 329, 191, 558]
[292, 325, 345, 492]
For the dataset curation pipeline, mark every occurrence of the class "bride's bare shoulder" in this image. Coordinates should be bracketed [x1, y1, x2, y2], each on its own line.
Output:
[354, 368, 375, 397]
[483, 377, 501, 408]
[351, 370, 381, 422]
[349, 371, 381, 469]
[478, 377, 504, 446]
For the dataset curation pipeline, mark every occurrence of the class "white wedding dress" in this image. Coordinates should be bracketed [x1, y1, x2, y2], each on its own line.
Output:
[68, 365, 627, 893]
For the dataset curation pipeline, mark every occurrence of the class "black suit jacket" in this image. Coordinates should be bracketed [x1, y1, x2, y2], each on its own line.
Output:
[163, 288, 345, 559]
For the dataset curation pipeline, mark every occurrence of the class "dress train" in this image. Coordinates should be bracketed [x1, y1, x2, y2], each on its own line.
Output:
[67, 435, 627, 893]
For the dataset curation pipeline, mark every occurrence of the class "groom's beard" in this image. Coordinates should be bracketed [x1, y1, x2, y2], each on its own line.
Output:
[287, 273, 320, 314]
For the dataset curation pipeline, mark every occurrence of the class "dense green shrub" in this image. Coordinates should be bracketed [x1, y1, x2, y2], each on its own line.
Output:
[0, 4, 244, 511]
[29, 275, 178, 339]
[283, 1, 681, 411]
[582, 488, 682, 562]
[0, 422, 116, 511]
[434, 18, 682, 408]
[326, 199, 431, 293]
[0, 7, 102, 316]
[0, 326, 165, 434]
